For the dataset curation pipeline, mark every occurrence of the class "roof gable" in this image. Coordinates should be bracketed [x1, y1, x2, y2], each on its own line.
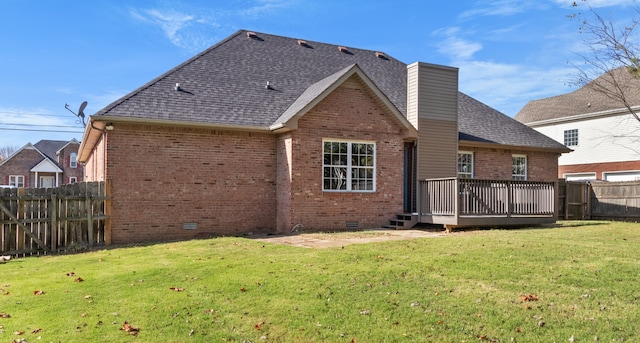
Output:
[271, 64, 416, 136]
[31, 158, 63, 173]
[0, 143, 49, 169]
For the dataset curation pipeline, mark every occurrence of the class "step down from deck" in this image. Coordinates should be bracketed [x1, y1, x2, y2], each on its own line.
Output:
[383, 213, 418, 230]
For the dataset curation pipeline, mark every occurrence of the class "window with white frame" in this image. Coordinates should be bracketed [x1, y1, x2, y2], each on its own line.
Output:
[457, 151, 473, 178]
[563, 129, 579, 147]
[323, 140, 375, 191]
[9, 175, 24, 187]
[69, 176, 78, 184]
[70, 153, 78, 168]
[512, 155, 527, 180]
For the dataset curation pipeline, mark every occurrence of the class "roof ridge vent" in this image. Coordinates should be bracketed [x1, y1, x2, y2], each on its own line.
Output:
[246, 31, 257, 38]
[375, 52, 388, 60]
[338, 46, 353, 55]
[297, 39, 312, 48]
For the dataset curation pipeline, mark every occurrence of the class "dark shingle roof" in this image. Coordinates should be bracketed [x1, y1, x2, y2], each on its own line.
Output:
[95, 29, 565, 152]
[33, 140, 68, 163]
[458, 93, 569, 151]
[96, 30, 407, 127]
[515, 67, 640, 124]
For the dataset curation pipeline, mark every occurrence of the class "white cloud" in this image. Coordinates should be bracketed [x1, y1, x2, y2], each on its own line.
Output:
[456, 61, 576, 116]
[241, 0, 296, 17]
[433, 27, 483, 60]
[129, 7, 220, 53]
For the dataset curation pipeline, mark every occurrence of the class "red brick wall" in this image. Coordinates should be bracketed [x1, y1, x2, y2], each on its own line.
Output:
[0, 148, 41, 187]
[464, 146, 559, 182]
[83, 135, 106, 182]
[278, 80, 406, 231]
[559, 160, 640, 180]
[101, 123, 277, 244]
[58, 142, 83, 184]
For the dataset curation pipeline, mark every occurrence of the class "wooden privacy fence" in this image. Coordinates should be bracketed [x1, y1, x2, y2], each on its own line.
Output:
[0, 181, 110, 256]
[559, 180, 640, 221]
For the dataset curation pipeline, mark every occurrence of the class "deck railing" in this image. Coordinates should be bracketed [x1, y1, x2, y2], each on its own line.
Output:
[420, 178, 555, 219]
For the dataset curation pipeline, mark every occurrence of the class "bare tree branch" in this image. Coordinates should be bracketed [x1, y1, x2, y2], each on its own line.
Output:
[571, 2, 640, 123]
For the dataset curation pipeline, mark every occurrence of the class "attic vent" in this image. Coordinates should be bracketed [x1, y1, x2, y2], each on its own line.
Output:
[297, 39, 311, 48]
[375, 52, 388, 60]
[338, 46, 348, 53]
[246, 31, 257, 38]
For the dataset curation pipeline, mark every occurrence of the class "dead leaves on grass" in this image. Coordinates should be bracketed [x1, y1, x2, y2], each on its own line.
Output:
[120, 321, 140, 335]
[520, 293, 539, 302]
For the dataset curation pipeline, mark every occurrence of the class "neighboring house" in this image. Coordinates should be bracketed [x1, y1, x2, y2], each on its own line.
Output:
[516, 67, 640, 181]
[0, 139, 83, 188]
[78, 30, 568, 244]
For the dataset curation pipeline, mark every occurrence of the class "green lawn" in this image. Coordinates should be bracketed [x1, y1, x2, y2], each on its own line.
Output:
[1, 221, 639, 342]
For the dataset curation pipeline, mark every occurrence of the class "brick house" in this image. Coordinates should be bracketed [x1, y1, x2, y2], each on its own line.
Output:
[78, 30, 568, 244]
[516, 67, 640, 181]
[0, 139, 83, 188]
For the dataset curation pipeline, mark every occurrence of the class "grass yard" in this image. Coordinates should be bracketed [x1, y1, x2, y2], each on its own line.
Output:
[1, 220, 639, 342]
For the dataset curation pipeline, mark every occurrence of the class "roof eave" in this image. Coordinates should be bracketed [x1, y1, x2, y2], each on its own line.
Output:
[458, 140, 572, 154]
[78, 115, 271, 162]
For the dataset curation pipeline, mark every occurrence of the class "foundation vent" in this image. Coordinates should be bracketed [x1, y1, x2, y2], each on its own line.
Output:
[183, 222, 198, 230]
[346, 221, 359, 230]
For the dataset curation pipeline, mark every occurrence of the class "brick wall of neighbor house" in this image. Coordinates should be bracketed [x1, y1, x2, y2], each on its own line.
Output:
[0, 148, 43, 187]
[59, 142, 83, 183]
[84, 135, 106, 182]
[470, 147, 558, 182]
[559, 160, 640, 179]
[279, 80, 406, 231]
[102, 123, 277, 244]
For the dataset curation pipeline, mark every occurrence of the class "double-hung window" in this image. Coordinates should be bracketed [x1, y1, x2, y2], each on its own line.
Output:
[70, 153, 78, 168]
[9, 175, 24, 187]
[512, 155, 527, 180]
[323, 140, 375, 192]
[457, 151, 473, 178]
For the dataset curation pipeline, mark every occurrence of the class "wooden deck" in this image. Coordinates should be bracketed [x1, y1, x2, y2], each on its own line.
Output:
[419, 178, 557, 229]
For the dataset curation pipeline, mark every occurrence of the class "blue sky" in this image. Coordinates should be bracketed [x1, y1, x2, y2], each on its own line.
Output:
[0, 0, 636, 148]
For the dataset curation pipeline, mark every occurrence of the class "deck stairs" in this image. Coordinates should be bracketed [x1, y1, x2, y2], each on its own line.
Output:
[384, 213, 419, 229]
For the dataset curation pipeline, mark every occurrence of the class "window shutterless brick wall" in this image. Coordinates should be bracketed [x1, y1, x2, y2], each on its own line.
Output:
[95, 123, 278, 244]
[467, 147, 559, 182]
[0, 149, 43, 187]
[278, 81, 406, 231]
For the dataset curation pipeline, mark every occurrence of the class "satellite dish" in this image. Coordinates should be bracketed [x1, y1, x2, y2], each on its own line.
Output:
[64, 101, 88, 126]
[78, 101, 87, 119]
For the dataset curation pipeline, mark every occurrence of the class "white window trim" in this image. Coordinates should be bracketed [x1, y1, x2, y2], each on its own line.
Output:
[9, 175, 25, 188]
[70, 153, 78, 168]
[69, 176, 78, 184]
[563, 129, 579, 147]
[512, 154, 527, 181]
[322, 139, 376, 192]
[457, 151, 474, 179]
[563, 172, 596, 181]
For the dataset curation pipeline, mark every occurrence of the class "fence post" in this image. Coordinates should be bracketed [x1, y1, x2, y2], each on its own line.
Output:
[51, 194, 57, 252]
[85, 184, 94, 247]
[104, 179, 112, 245]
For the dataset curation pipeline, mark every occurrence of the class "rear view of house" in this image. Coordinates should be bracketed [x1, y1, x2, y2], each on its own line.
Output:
[79, 30, 568, 244]
[0, 139, 83, 188]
